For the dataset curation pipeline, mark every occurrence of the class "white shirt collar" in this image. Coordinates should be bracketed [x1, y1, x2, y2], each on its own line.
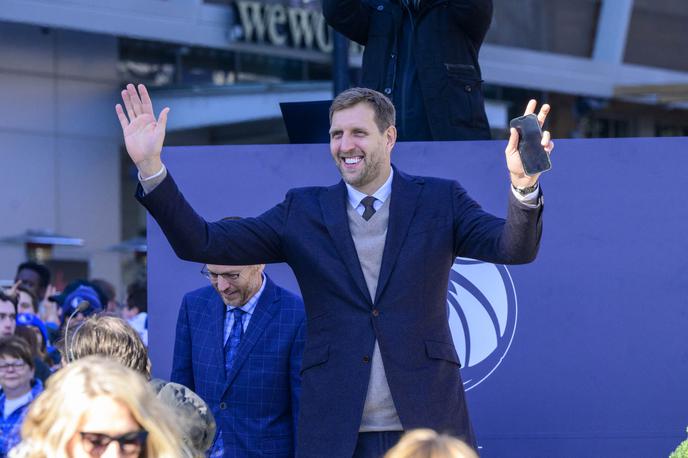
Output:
[345, 167, 394, 210]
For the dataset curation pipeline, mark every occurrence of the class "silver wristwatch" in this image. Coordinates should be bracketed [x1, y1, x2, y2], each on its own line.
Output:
[513, 183, 539, 196]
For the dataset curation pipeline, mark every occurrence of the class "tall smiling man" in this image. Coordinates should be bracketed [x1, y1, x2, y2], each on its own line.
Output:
[116, 85, 553, 458]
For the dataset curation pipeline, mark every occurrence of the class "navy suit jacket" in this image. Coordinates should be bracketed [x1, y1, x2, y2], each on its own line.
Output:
[142, 166, 542, 458]
[171, 276, 306, 457]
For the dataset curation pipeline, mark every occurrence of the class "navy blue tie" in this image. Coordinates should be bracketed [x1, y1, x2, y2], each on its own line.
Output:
[225, 308, 246, 375]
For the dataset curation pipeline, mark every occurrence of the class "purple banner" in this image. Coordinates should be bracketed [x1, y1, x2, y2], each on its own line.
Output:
[148, 137, 688, 457]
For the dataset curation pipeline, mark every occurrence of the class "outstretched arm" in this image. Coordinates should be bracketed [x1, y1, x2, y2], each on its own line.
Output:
[452, 100, 552, 263]
[117, 83, 287, 266]
[115, 83, 169, 179]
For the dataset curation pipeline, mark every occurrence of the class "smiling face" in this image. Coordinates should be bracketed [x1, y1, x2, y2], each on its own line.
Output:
[329, 102, 396, 195]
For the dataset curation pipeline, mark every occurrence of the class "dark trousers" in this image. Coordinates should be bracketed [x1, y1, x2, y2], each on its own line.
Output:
[352, 431, 403, 458]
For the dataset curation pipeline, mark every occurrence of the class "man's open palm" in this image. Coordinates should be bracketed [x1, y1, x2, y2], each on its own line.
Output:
[115, 84, 169, 172]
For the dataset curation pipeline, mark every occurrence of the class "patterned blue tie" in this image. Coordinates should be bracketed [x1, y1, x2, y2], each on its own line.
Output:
[225, 308, 246, 375]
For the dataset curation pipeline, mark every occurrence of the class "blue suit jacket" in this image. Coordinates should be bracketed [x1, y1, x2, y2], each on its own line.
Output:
[171, 276, 306, 457]
[142, 166, 542, 458]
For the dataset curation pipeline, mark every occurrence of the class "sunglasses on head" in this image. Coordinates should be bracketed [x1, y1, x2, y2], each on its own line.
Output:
[80, 430, 148, 457]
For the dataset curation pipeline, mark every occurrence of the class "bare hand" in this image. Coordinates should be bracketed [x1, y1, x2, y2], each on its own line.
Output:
[505, 99, 554, 188]
[115, 84, 170, 177]
[5, 280, 20, 299]
[40, 284, 60, 325]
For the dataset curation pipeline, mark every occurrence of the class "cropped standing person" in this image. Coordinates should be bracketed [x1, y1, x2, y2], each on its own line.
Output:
[322, 0, 493, 141]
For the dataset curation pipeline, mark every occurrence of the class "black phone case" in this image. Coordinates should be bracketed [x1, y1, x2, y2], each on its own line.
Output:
[509, 114, 552, 176]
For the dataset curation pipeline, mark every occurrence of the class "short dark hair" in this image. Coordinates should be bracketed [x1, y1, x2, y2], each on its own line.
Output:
[0, 290, 18, 311]
[329, 87, 396, 133]
[90, 278, 116, 303]
[16, 262, 51, 289]
[126, 281, 147, 314]
[0, 335, 35, 369]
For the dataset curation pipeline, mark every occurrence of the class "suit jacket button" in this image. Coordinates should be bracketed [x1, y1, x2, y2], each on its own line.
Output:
[363, 356, 370, 363]
[219, 402, 227, 410]
[376, 5, 384, 10]
[372, 309, 380, 317]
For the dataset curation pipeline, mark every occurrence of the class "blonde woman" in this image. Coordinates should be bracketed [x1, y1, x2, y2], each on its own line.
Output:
[384, 429, 478, 458]
[10, 356, 191, 458]
[60, 314, 215, 457]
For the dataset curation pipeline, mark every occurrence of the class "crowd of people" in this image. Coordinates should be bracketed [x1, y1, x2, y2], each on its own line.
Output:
[0, 261, 159, 457]
[2, 258, 481, 458]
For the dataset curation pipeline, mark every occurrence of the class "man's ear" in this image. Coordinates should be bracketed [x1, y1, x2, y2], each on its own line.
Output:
[385, 125, 397, 152]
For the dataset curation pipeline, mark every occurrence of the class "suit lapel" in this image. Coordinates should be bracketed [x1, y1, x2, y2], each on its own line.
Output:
[375, 168, 423, 303]
[222, 276, 277, 395]
[209, 291, 228, 391]
[320, 182, 373, 304]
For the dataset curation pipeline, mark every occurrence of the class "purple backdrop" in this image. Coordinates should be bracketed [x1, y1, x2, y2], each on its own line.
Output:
[148, 137, 688, 457]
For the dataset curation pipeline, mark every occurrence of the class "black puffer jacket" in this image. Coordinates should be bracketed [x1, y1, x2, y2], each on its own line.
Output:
[323, 0, 493, 141]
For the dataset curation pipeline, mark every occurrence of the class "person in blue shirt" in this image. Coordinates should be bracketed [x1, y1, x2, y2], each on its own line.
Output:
[0, 335, 43, 457]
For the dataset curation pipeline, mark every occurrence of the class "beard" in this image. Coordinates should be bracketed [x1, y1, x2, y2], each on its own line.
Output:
[338, 152, 383, 190]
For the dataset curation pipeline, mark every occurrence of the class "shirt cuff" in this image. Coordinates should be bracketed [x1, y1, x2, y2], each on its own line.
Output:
[511, 184, 541, 208]
[138, 164, 167, 195]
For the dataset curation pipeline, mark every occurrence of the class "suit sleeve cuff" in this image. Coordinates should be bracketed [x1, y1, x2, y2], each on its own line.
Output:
[511, 184, 541, 208]
[138, 165, 168, 195]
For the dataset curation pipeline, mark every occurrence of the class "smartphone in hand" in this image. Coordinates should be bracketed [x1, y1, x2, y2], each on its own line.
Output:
[509, 113, 552, 176]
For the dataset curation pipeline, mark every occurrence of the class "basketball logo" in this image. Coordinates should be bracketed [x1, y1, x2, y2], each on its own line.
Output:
[447, 257, 518, 391]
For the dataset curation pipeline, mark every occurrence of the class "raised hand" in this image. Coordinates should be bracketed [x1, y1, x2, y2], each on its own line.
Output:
[40, 284, 60, 325]
[115, 84, 170, 178]
[505, 99, 554, 189]
[3, 281, 20, 301]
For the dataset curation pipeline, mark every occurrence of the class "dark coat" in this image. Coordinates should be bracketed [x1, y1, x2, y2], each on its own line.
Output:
[139, 166, 542, 458]
[323, 0, 493, 141]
